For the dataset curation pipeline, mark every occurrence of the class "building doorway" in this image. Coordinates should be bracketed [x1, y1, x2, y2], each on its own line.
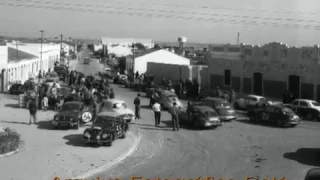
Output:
[224, 69, 231, 86]
[288, 75, 300, 98]
[253, 72, 263, 95]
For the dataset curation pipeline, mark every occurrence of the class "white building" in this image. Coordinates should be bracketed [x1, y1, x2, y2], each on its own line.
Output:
[126, 49, 191, 74]
[1, 42, 60, 89]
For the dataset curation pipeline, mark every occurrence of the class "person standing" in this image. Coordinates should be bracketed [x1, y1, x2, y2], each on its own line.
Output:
[169, 102, 180, 131]
[109, 88, 115, 99]
[152, 101, 161, 127]
[134, 94, 141, 120]
[28, 98, 37, 124]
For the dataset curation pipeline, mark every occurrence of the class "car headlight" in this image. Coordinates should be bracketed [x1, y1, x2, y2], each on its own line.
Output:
[84, 132, 91, 137]
[54, 117, 59, 121]
[101, 133, 109, 139]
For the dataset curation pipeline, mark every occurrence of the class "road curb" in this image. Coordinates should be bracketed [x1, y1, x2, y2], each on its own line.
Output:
[73, 126, 142, 179]
[0, 148, 20, 159]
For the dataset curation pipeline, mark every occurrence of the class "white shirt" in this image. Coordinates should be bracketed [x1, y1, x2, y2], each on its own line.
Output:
[152, 103, 161, 112]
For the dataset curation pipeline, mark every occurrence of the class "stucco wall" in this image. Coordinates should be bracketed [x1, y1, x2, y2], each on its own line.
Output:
[208, 42, 320, 100]
[0, 45, 8, 71]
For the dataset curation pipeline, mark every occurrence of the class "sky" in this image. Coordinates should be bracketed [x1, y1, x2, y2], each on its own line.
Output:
[0, 0, 320, 46]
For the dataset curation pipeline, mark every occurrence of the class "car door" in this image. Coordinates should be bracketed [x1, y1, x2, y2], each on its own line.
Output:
[241, 97, 251, 109]
[297, 101, 308, 118]
[260, 107, 274, 122]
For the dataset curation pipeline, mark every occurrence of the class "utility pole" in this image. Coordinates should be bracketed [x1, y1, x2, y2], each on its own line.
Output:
[40, 30, 44, 71]
[237, 32, 240, 45]
[15, 40, 19, 59]
[60, 34, 63, 54]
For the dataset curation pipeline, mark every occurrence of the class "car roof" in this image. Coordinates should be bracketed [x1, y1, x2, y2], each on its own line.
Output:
[102, 99, 125, 104]
[97, 111, 122, 117]
[294, 99, 316, 102]
[194, 106, 215, 111]
[247, 94, 265, 99]
[203, 97, 227, 102]
[64, 101, 83, 105]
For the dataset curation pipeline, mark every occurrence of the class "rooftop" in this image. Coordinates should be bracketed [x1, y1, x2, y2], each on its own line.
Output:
[8, 47, 38, 62]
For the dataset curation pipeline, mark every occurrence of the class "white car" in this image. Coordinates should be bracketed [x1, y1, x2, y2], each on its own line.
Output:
[99, 99, 135, 122]
[155, 89, 183, 110]
[285, 99, 320, 121]
[234, 94, 266, 110]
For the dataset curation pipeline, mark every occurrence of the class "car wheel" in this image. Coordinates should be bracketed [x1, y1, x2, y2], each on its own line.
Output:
[107, 135, 113, 146]
[276, 120, 284, 127]
[54, 125, 59, 129]
[192, 120, 199, 129]
[306, 113, 313, 120]
[249, 115, 256, 122]
[234, 102, 239, 110]
[74, 120, 80, 129]
[121, 133, 126, 139]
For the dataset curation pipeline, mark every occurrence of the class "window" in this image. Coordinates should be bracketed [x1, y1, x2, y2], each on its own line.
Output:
[259, 98, 266, 102]
[244, 49, 252, 56]
[266, 107, 275, 112]
[263, 50, 269, 57]
[293, 101, 299, 105]
[224, 69, 231, 86]
[299, 102, 308, 107]
[228, 47, 240, 52]
[311, 101, 320, 106]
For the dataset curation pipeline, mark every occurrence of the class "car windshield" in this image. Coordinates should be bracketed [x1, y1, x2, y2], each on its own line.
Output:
[54, 67, 64, 71]
[282, 108, 294, 115]
[113, 103, 126, 109]
[94, 116, 114, 124]
[61, 104, 80, 112]
[311, 101, 320, 106]
[215, 101, 231, 108]
[167, 95, 178, 101]
[203, 110, 218, 117]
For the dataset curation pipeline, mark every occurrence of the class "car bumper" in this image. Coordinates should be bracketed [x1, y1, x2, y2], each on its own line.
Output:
[52, 120, 77, 127]
[287, 120, 302, 125]
[83, 137, 111, 144]
[220, 115, 238, 121]
[203, 121, 222, 127]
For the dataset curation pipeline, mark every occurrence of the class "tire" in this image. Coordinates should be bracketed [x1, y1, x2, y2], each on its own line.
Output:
[276, 120, 284, 127]
[54, 125, 59, 129]
[121, 133, 126, 139]
[249, 115, 256, 122]
[107, 134, 114, 146]
[306, 113, 313, 120]
[234, 102, 239, 110]
[74, 120, 80, 129]
[192, 120, 199, 129]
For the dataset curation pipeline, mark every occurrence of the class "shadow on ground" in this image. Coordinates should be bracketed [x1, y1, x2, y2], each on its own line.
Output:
[140, 105, 151, 109]
[235, 118, 291, 129]
[161, 120, 198, 130]
[284, 148, 320, 166]
[1, 120, 30, 125]
[63, 134, 100, 148]
[139, 126, 173, 131]
[4, 103, 21, 109]
[37, 121, 68, 131]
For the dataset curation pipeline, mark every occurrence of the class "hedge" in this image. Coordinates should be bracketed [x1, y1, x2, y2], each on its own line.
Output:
[0, 127, 23, 155]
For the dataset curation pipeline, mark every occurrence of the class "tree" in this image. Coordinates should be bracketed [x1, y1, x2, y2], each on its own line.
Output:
[134, 43, 146, 50]
[154, 44, 160, 49]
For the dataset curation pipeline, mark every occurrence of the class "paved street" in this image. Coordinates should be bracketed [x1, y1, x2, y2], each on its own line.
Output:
[0, 52, 139, 180]
[88, 84, 320, 180]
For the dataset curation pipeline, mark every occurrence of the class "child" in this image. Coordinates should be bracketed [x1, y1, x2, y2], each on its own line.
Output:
[42, 95, 48, 111]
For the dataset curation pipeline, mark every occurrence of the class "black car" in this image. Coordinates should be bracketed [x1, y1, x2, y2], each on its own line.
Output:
[9, 83, 23, 95]
[54, 66, 68, 81]
[249, 104, 302, 127]
[83, 111, 129, 146]
[52, 101, 93, 129]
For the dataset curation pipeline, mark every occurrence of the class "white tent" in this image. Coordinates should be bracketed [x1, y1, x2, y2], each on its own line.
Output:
[107, 45, 132, 57]
[134, 49, 190, 74]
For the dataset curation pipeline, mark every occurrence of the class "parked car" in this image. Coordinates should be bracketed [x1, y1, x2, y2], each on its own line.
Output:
[201, 97, 237, 121]
[83, 111, 129, 146]
[100, 99, 135, 122]
[234, 94, 266, 110]
[284, 99, 320, 121]
[52, 101, 93, 129]
[248, 104, 302, 127]
[179, 105, 222, 129]
[54, 66, 68, 81]
[45, 71, 60, 83]
[99, 67, 117, 79]
[9, 83, 23, 95]
[154, 89, 183, 109]
[113, 74, 128, 85]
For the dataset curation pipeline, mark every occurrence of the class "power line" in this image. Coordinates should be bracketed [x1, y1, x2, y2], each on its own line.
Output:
[1, 1, 320, 30]
[14, 0, 318, 16]
[4, 0, 320, 24]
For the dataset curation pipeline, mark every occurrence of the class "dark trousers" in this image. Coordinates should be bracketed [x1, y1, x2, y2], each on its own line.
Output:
[29, 112, 37, 124]
[135, 106, 140, 119]
[172, 115, 179, 130]
[154, 111, 161, 125]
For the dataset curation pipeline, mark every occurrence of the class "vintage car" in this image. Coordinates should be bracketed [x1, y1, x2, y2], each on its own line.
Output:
[54, 66, 68, 81]
[154, 89, 183, 109]
[84, 57, 90, 64]
[100, 99, 135, 122]
[52, 101, 93, 129]
[45, 71, 60, 83]
[234, 94, 266, 110]
[201, 97, 237, 121]
[248, 104, 302, 127]
[83, 111, 129, 146]
[9, 83, 24, 95]
[284, 99, 320, 121]
[179, 105, 222, 129]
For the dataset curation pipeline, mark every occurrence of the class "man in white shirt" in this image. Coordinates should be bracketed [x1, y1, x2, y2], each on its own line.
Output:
[152, 101, 161, 127]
